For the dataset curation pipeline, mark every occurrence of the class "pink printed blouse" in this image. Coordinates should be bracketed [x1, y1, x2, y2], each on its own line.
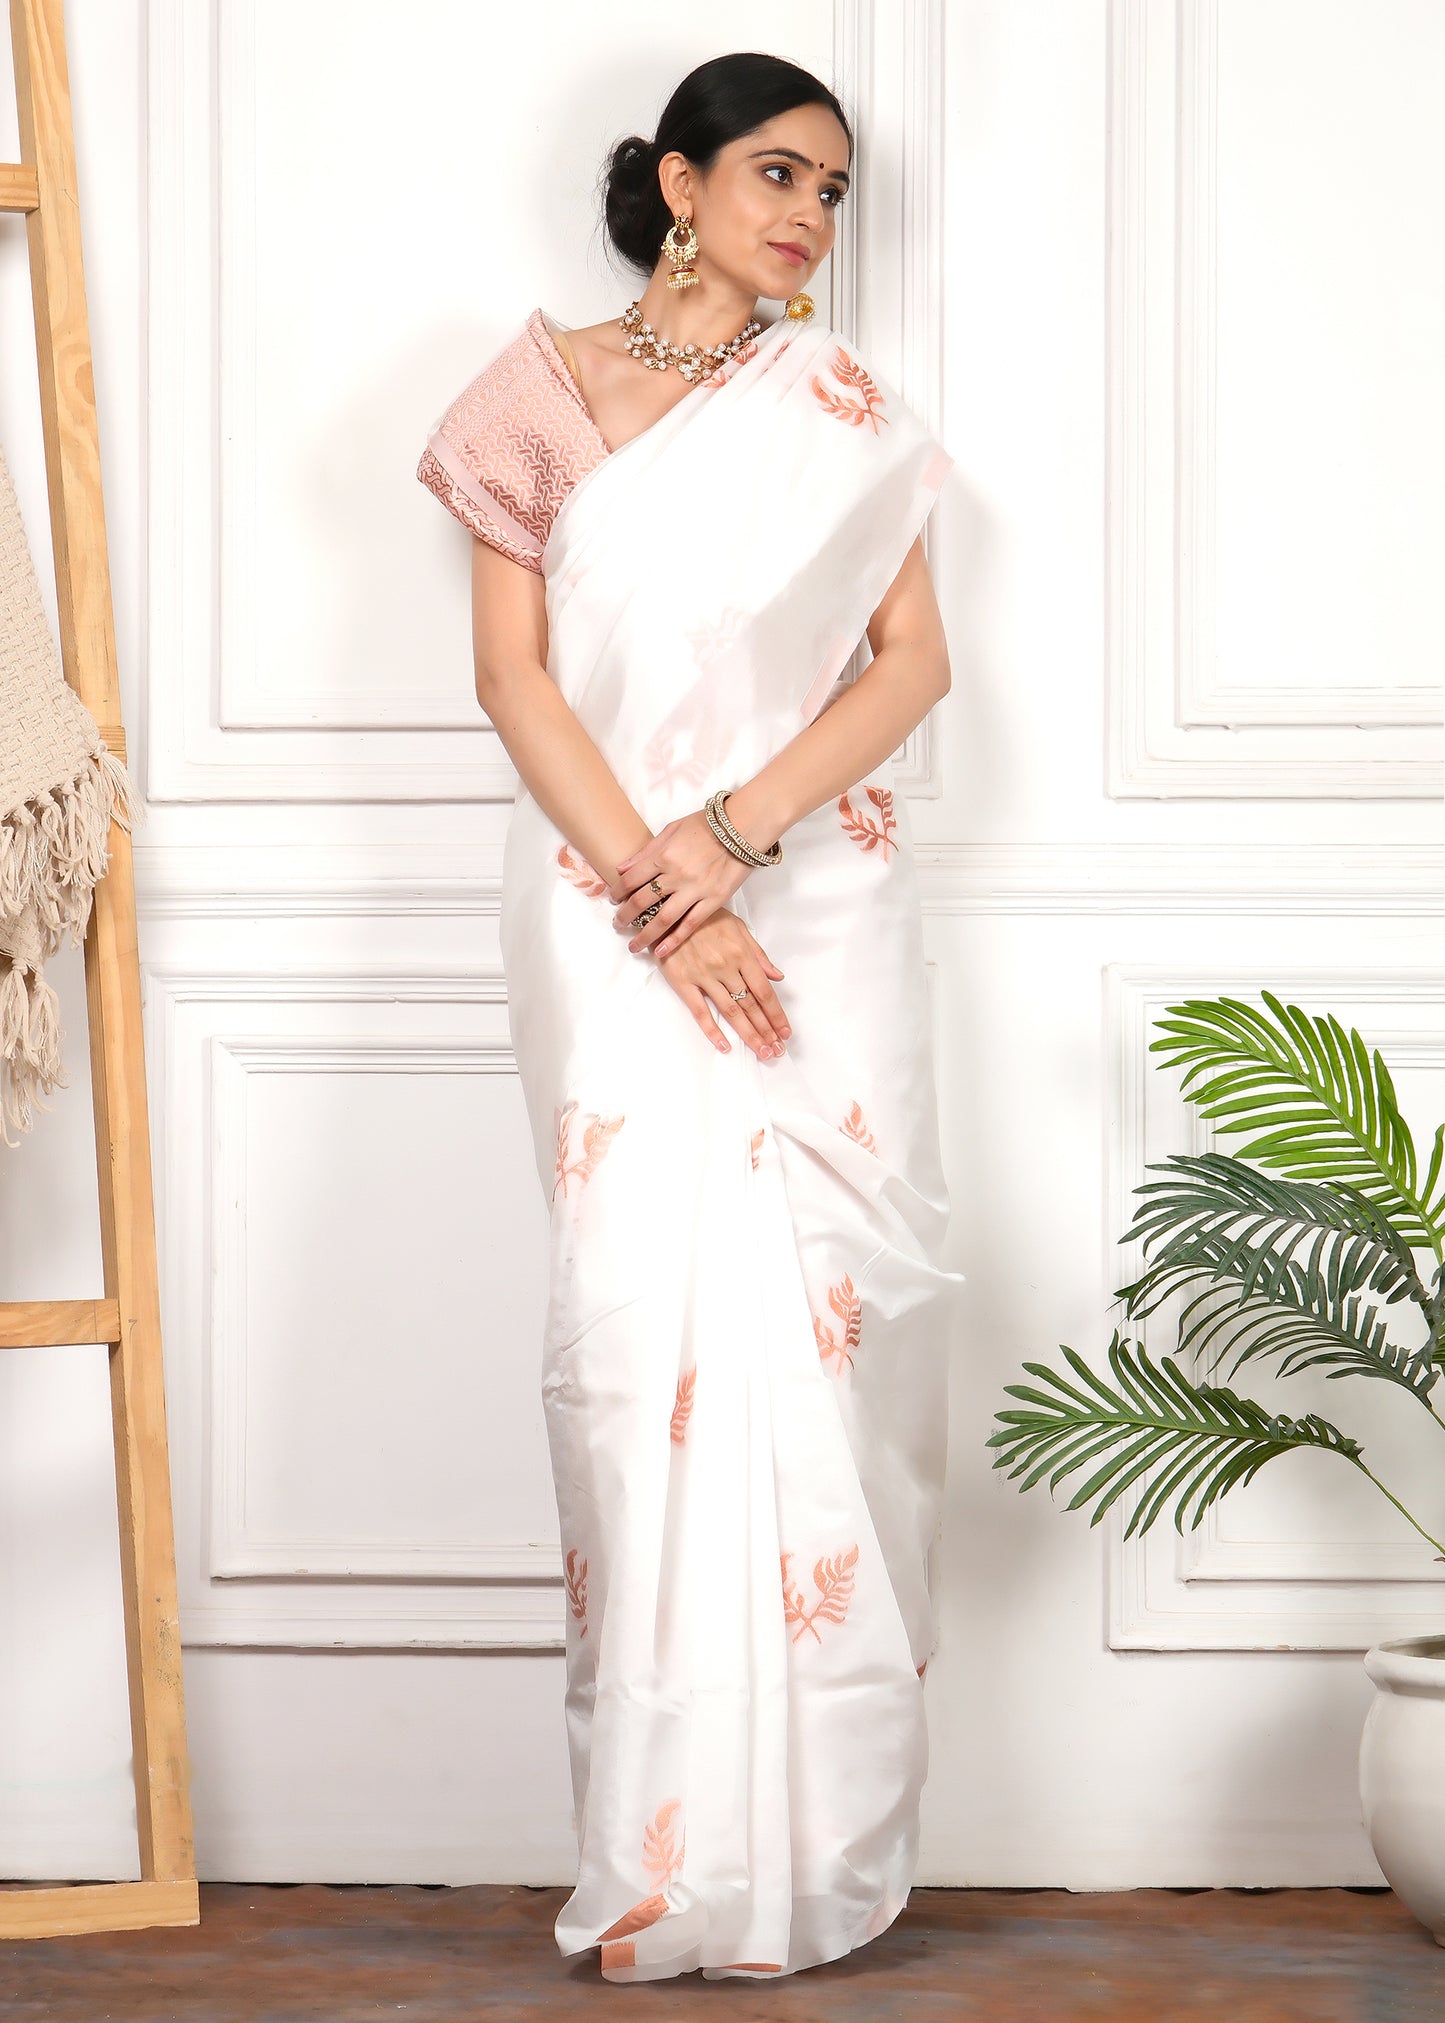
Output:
[417, 308, 610, 571]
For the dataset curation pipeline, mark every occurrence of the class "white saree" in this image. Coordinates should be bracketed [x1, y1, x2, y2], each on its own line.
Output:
[498, 308, 964, 1981]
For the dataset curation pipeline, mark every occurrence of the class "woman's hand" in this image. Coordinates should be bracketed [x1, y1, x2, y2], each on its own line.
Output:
[608, 808, 755, 960]
[656, 906, 792, 1061]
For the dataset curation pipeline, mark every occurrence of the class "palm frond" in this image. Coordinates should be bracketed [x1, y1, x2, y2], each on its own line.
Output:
[1179, 1266, 1434, 1397]
[1149, 992, 1444, 1249]
[987, 1332, 1363, 1539]
[1121, 1153, 1430, 1314]
[1111, 1153, 1440, 1399]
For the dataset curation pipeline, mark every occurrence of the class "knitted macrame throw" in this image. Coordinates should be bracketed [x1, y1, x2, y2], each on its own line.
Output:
[0, 434, 137, 1143]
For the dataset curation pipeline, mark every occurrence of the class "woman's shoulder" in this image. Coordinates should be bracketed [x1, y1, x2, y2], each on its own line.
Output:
[422, 306, 606, 474]
[426, 307, 576, 431]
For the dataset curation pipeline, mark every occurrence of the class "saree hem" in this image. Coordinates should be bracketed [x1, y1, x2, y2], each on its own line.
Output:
[560, 1880, 915, 1983]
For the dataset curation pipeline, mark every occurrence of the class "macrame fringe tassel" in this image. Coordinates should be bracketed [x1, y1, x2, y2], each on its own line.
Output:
[0, 745, 138, 948]
[0, 958, 63, 1146]
[0, 744, 140, 1144]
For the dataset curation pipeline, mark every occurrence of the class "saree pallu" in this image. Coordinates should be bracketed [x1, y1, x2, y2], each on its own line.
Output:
[499, 309, 965, 1981]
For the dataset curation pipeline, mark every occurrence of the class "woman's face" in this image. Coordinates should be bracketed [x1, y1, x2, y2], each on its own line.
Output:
[660, 105, 851, 301]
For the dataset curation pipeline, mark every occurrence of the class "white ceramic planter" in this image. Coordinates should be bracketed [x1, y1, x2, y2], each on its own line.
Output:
[1360, 1634, 1445, 1946]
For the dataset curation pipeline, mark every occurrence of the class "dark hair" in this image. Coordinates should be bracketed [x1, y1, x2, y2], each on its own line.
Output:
[602, 52, 853, 275]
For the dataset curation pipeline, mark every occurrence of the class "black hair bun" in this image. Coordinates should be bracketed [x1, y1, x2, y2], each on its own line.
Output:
[602, 133, 669, 275]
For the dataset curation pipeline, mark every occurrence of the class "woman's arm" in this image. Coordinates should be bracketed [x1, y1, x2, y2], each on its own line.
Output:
[472, 533, 792, 1059]
[470, 535, 655, 886]
[616, 534, 949, 960]
[724, 534, 949, 854]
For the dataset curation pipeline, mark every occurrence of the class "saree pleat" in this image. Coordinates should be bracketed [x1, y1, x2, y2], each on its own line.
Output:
[499, 309, 964, 1979]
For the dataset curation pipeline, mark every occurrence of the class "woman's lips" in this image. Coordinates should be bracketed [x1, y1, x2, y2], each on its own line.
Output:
[769, 242, 808, 268]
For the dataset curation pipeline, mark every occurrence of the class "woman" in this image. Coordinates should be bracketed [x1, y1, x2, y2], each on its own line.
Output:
[418, 49, 964, 1985]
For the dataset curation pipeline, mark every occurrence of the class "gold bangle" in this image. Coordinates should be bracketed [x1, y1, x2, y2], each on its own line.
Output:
[705, 789, 782, 867]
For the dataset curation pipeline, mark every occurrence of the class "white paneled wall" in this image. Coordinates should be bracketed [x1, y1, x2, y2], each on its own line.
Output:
[1106, 0, 1442, 793]
[0, 0, 1439, 1890]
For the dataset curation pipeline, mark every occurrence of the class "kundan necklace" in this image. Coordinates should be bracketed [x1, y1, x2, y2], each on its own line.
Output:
[619, 299, 763, 383]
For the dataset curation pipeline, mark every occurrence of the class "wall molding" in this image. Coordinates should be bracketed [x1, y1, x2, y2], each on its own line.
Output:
[133, 839, 1445, 921]
[146, 966, 567, 1651]
[1105, 0, 1443, 796]
[144, 0, 518, 799]
[833, 0, 948, 795]
[206, 1029, 557, 1585]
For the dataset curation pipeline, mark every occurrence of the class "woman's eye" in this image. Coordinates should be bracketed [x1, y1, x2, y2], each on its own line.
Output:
[763, 164, 844, 206]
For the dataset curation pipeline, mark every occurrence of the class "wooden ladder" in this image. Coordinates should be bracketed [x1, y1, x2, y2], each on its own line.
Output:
[0, 0, 197, 1937]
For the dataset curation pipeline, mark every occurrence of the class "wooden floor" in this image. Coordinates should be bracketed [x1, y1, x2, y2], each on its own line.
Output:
[2, 1882, 1443, 2020]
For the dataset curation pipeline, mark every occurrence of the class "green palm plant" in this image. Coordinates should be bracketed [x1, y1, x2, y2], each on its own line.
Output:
[988, 991, 1445, 1554]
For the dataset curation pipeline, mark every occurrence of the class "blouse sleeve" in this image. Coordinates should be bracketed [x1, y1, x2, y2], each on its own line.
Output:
[416, 318, 603, 573]
[416, 331, 544, 570]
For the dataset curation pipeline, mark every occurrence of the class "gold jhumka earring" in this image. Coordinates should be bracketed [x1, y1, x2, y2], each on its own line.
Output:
[785, 292, 815, 320]
[661, 212, 700, 290]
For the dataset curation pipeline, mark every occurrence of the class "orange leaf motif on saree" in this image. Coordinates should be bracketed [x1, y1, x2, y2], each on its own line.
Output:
[642, 1798, 685, 1885]
[749, 1126, 765, 1171]
[642, 725, 709, 798]
[781, 1545, 860, 1643]
[814, 1272, 862, 1373]
[552, 1099, 625, 1201]
[670, 1365, 696, 1444]
[839, 1099, 878, 1154]
[556, 842, 609, 897]
[597, 1802, 685, 1968]
[839, 785, 898, 858]
[564, 1547, 588, 1636]
[810, 346, 889, 432]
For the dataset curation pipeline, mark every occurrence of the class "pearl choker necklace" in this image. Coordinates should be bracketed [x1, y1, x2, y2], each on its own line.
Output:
[619, 300, 763, 383]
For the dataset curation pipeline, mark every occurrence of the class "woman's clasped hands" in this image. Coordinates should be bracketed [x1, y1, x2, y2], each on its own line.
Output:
[607, 805, 792, 1063]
